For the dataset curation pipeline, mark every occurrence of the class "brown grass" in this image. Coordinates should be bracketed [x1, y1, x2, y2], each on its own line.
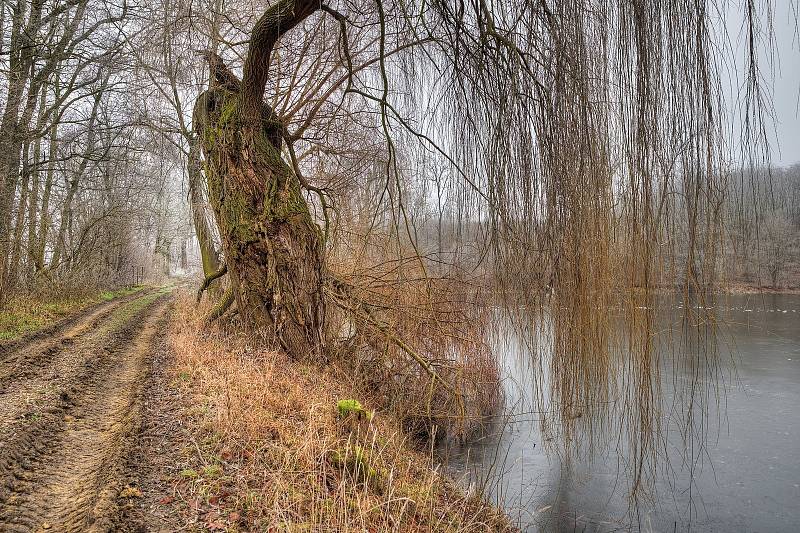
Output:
[166, 290, 513, 531]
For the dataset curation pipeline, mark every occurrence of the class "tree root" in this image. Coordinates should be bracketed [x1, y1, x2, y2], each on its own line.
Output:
[204, 287, 235, 323]
[196, 263, 228, 303]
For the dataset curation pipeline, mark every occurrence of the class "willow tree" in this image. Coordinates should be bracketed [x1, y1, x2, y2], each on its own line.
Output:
[193, 2, 324, 358]
[192, 0, 780, 490]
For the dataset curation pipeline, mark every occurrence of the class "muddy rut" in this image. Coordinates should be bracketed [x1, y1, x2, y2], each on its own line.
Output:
[0, 288, 172, 532]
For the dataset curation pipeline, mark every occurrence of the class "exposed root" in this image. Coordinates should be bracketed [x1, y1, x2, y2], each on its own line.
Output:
[196, 264, 228, 303]
[325, 278, 467, 435]
[204, 287, 235, 324]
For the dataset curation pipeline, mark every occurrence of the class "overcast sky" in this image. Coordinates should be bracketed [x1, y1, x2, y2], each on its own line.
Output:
[726, 1, 799, 167]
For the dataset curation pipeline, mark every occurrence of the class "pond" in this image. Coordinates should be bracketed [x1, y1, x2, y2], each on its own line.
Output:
[439, 294, 800, 532]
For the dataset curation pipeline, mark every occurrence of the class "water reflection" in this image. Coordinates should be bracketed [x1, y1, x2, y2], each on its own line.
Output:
[439, 294, 800, 531]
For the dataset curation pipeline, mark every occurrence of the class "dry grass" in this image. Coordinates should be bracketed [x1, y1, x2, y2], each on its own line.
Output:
[0, 285, 144, 340]
[167, 290, 513, 532]
[325, 237, 504, 442]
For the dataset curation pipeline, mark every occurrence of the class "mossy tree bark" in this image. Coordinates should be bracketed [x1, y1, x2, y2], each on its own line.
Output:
[187, 136, 221, 279]
[192, 0, 325, 358]
[194, 88, 325, 358]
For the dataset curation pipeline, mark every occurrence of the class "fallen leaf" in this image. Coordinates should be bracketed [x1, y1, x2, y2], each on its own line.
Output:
[158, 495, 175, 505]
[120, 486, 143, 498]
[229, 512, 240, 522]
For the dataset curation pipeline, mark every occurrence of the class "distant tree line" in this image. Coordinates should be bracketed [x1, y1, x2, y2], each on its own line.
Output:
[723, 164, 800, 288]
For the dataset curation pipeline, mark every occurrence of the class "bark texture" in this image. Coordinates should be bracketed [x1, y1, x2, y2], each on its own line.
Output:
[192, 0, 325, 358]
[193, 88, 325, 359]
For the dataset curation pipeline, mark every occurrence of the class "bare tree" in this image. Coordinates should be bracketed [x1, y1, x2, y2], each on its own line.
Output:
[0, 0, 795, 501]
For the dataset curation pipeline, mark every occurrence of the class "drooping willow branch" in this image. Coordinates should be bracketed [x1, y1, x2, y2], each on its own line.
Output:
[325, 277, 467, 431]
[188, 0, 786, 495]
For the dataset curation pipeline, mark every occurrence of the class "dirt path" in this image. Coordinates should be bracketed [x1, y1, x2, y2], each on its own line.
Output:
[0, 287, 173, 532]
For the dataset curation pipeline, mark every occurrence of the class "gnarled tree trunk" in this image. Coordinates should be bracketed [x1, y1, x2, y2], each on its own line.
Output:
[192, 0, 325, 359]
[193, 87, 325, 358]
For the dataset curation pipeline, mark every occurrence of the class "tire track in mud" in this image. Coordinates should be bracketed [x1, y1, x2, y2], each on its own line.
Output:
[0, 288, 154, 388]
[0, 288, 172, 532]
[0, 289, 161, 440]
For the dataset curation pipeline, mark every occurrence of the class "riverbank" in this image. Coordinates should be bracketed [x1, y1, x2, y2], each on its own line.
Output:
[138, 291, 513, 531]
[718, 283, 800, 295]
[625, 283, 800, 296]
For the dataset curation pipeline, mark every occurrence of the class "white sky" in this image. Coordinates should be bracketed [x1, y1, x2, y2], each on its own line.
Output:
[768, 2, 799, 166]
[726, 0, 800, 166]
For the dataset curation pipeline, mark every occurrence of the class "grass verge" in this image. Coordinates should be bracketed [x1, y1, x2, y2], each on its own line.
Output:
[163, 291, 513, 531]
[0, 285, 146, 340]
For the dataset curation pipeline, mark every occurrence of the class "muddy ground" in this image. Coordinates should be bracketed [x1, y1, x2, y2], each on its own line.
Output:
[0, 287, 181, 532]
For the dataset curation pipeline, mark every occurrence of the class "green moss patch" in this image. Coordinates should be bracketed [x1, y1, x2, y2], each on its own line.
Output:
[180, 468, 199, 479]
[336, 399, 372, 421]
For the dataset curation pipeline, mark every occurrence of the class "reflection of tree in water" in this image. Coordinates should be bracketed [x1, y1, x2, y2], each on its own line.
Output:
[484, 293, 730, 529]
